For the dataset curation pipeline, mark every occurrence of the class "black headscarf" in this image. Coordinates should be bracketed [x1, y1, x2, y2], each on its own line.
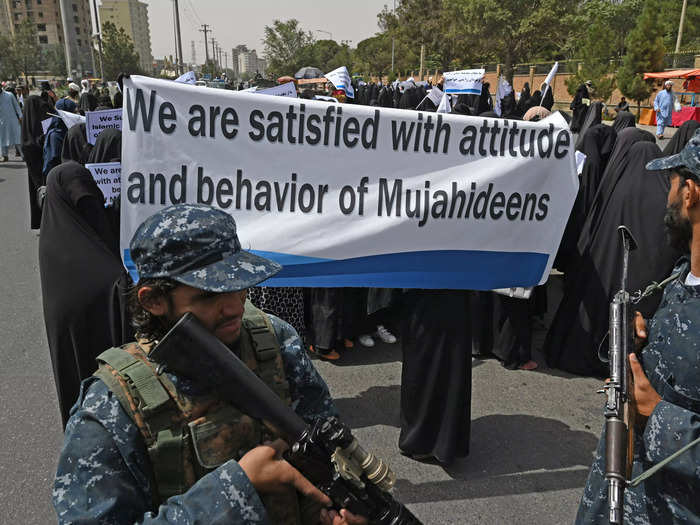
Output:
[545, 142, 681, 375]
[39, 161, 132, 426]
[663, 120, 700, 155]
[575, 101, 603, 150]
[78, 91, 98, 114]
[87, 128, 122, 163]
[61, 123, 93, 164]
[556, 124, 617, 272]
[570, 84, 590, 132]
[516, 83, 531, 115]
[612, 111, 636, 133]
[477, 83, 492, 114]
[21, 95, 51, 149]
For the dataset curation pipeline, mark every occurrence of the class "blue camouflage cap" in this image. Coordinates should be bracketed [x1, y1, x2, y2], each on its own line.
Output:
[646, 130, 700, 176]
[129, 204, 282, 292]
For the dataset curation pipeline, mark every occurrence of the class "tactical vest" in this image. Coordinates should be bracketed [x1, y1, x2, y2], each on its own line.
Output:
[94, 302, 314, 524]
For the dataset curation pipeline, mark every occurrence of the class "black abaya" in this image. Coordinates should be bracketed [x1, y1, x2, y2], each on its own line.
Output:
[556, 124, 617, 272]
[21, 95, 51, 229]
[612, 111, 636, 133]
[663, 120, 700, 155]
[545, 142, 681, 375]
[87, 128, 122, 163]
[39, 162, 132, 426]
[577, 127, 656, 256]
[61, 123, 92, 164]
[574, 102, 603, 150]
[399, 290, 471, 464]
[569, 84, 590, 133]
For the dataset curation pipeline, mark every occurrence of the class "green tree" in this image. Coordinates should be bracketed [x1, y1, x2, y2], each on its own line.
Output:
[262, 19, 314, 77]
[565, 18, 617, 101]
[659, 0, 700, 52]
[41, 44, 67, 77]
[617, 0, 666, 115]
[12, 19, 41, 82]
[451, 0, 580, 84]
[353, 34, 393, 77]
[101, 21, 141, 79]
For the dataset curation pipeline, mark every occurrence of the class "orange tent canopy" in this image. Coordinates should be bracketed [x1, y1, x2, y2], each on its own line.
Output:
[644, 69, 700, 80]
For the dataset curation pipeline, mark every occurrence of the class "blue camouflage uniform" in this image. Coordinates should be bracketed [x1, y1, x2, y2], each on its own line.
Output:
[54, 314, 337, 524]
[576, 257, 700, 524]
[53, 203, 338, 524]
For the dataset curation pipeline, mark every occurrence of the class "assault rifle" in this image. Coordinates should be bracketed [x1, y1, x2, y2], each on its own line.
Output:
[149, 312, 422, 525]
[601, 225, 637, 524]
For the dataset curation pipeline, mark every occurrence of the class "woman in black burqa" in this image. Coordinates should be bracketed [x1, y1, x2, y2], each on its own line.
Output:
[399, 290, 471, 465]
[39, 161, 132, 427]
[556, 124, 618, 273]
[87, 127, 122, 163]
[611, 110, 636, 133]
[574, 101, 603, 150]
[545, 141, 682, 375]
[61, 123, 93, 164]
[21, 95, 51, 229]
[662, 120, 700, 156]
[569, 83, 590, 133]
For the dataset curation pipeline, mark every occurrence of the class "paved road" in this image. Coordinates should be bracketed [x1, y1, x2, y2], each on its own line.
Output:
[0, 160, 603, 524]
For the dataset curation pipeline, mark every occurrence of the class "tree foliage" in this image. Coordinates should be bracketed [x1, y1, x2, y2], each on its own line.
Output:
[0, 19, 41, 80]
[101, 21, 142, 80]
[262, 19, 314, 77]
[40, 44, 67, 77]
[617, 0, 666, 109]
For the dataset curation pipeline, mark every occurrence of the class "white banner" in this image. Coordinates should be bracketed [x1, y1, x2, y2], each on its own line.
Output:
[436, 92, 451, 113]
[120, 76, 578, 289]
[86, 108, 122, 144]
[175, 71, 197, 84]
[256, 82, 297, 98]
[324, 66, 354, 98]
[443, 69, 485, 95]
[86, 162, 121, 206]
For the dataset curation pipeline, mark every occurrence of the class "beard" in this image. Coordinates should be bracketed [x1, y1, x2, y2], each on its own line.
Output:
[664, 201, 692, 254]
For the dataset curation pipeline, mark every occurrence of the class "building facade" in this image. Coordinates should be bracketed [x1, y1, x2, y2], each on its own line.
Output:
[0, 0, 95, 77]
[99, 0, 152, 74]
[237, 48, 266, 77]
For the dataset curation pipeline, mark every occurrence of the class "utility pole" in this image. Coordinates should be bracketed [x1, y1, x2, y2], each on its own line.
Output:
[173, 0, 184, 74]
[191, 40, 196, 65]
[419, 44, 425, 81]
[391, 0, 396, 74]
[91, 0, 104, 79]
[674, 0, 688, 67]
[223, 51, 228, 72]
[200, 24, 211, 64]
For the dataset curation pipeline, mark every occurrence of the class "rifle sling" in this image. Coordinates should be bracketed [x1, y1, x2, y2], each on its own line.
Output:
[628, 435, 700, 487]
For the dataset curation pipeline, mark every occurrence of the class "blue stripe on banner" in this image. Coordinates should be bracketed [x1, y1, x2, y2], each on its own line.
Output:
[253, 250, 548, 290]
[123, 249, 548, 290]
[445, 88, 482, 95]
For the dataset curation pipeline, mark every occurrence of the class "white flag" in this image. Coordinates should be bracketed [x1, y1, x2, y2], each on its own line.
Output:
[49, 109, 86, 129]
[324, 66, 355, 99]
[437, 92, 451, 113]
[542, 61, 559, 101]
[175, 71, 197, 84]
[494, 76, 513, 117]
[428, 86, 444, 106]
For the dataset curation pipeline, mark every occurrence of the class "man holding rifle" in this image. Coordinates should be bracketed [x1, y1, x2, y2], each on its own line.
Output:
[576, 135, 700, 523]
[52, 204, 364, 525]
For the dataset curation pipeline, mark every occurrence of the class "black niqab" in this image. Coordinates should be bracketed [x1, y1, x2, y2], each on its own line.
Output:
[574, 101, 603, 150]
[545, 142, 681, 375]
[570, 84, 590, 132]
[87, 128, 122, 163]
[663, 120, 700, 155]
[61, 123, 93, 164]
[39, 162, 132, 426]
[21, 95, 51, 149]
[612, 111, 636, 133]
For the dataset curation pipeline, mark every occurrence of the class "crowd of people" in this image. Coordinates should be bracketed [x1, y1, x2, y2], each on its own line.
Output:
[1, 69, 699, 524]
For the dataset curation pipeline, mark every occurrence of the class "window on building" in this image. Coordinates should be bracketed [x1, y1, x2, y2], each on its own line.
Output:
[37, 23, 45, 31]
[77, 38, 82, 46]
[36, 0, 41, 3]
[71, 3, 77, 11]
[14, 12, 19, 19]
[38, 35, 48, 44]
[38, 11, 43, 17]
[75, 27, 80, 34]
[73, 15, 78, 23]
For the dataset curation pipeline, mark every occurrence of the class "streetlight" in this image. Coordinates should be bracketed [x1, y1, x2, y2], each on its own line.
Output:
[315, 29, 333, 41]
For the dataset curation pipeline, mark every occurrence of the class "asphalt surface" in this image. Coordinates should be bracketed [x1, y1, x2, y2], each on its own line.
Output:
[0, 157, 620, 524]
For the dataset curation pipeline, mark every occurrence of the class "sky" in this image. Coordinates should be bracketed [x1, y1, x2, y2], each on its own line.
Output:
[135, 0, 390, 63]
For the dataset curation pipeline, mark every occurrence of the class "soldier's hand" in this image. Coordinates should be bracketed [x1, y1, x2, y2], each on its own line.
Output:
[629, 353, 662, 420]
[322, 508, 368, 525]
[634, 311, 648, 350]
[239, 441, 331, 507]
